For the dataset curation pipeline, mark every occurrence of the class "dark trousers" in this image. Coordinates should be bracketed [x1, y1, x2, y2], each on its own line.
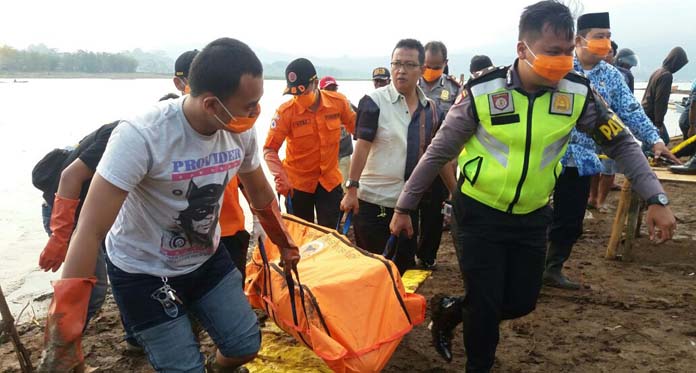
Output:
[676, 110, 696, 157]
[288, 184, 342, 229]
[220, 230, 251, 284]
[353, 199, 419, 274]
[416, 176, 448, 264]
[454, 193, 550, 372]
[547, 167, 592, 270]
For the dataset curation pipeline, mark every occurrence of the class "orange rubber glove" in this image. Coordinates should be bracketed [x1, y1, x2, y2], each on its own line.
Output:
[38, 277, 96, 372]
[252, 199, 300, 271]
[263, 148, 293, 197]
[40, 195, 80, 272]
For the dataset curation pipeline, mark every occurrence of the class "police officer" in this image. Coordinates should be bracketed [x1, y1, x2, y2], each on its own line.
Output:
[420, 41, 462, 114]
[469, 55, 494, 78]
[390, 1, 676, 371]
[415, 41, 462, 269]
[372, 67, 391, 89]
[172, 49, 198, 95]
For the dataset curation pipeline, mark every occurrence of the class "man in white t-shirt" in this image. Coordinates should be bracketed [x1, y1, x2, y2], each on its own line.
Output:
[38, 38, 300, 373]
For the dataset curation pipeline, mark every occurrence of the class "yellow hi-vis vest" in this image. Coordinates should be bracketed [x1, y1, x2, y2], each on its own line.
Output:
[458, 67, 589, 214]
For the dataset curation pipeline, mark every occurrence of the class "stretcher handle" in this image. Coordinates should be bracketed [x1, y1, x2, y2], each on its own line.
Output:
[335, 211, 353, 236]
[284, 262, 306, 328]
[259, 239, 306, 328]
[257, 240, 274, 318]
[382, 235, 398, 260]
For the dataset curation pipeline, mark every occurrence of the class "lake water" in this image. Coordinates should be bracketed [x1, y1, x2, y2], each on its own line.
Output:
[0, 78, 689, 320]
[0, 78, 372, 319]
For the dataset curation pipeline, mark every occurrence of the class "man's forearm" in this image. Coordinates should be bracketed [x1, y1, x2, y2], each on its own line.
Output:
[396, 114, 474, 211]
[62, 222, 106, 278]
[439, 160, 458, 195]
[348, 139, 372, 181]
[238, 166, 276, 210]
[62, 174, 128, 278]
[57, 160, 95, 200]
[263, 148, 286, 178]
[603, 138, 664, 200]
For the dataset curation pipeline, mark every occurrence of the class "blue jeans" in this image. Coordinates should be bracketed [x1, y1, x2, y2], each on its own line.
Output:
[106, 246, 260, 372]
[600, 158, 616, 176]
[41, 202, 107, 326]
[41, 202, 52, 236]
[87, 248, 108, 326]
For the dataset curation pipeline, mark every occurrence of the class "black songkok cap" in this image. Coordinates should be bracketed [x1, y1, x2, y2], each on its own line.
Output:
[577, 12, 610, 30]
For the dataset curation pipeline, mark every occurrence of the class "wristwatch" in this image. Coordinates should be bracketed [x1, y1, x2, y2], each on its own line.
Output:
[345, 179, 360, 189]
[646, 193, 669, 206]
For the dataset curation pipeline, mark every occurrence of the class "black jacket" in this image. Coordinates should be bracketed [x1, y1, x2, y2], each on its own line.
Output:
[641, 47, 689, 128]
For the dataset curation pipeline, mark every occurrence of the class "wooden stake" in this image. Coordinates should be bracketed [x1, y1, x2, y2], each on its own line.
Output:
[0, 284, 33, 372]
[622, 192, 642, 261]
[606, 180, 632, 259]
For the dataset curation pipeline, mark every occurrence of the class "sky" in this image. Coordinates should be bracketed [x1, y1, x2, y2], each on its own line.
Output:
[3, 0, 695, 78]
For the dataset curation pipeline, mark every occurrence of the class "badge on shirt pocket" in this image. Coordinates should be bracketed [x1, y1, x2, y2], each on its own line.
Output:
[550, 92, 574, 116]
[488, 92, 514, 115]
[440, 90, 450, 101]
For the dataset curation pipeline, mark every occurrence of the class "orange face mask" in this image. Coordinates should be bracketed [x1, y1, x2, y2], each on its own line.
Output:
[582, 37, 611, 57]
[422, 67, 444, 82]
[523, 41, 573, 82]
[177, 77, 190, 95]
[294, 90, 316, 109]
[213, 97, 260, 133]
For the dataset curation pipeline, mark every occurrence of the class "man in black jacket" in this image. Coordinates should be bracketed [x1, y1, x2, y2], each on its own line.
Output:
[642, 47, 689, 143]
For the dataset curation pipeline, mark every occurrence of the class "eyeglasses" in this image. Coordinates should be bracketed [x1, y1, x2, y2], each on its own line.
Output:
[390, 61, 421, 71]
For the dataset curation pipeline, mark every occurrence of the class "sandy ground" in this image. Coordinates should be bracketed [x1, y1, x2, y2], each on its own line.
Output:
[1, 180, 695, 372]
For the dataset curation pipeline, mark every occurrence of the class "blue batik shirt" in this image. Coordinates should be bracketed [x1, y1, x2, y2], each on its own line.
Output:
[563, 58, 661, 176]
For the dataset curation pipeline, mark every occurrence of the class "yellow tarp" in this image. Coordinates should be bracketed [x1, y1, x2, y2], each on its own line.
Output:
[246, 269, 431, 373]
[402, 270, 432, 294]
[247, 323, 332, 373]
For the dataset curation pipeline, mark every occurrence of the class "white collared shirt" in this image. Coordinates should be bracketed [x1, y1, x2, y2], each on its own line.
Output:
[358, 83, 428, 208]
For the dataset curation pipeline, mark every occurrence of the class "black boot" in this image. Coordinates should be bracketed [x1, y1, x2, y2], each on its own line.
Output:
[670, 153, 696, 174]
[205, 355, 250, 373]
[543, 242, 581, 290]
[430, 294, 464, 362]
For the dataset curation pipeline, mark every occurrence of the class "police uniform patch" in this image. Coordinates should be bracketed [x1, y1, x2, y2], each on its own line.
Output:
[270, 113, 280, 129]
[550, 92, 574, 116]
[597, 114, 625, 141]
[455, 89, 468, 105]
[440, 90, 450, 101]
[288, 71, 297, 83]
[489, 92, 514, 115]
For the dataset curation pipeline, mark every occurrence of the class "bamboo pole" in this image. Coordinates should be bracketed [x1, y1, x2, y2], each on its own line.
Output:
[622, 191, 642, 261]
[0, 284, 34, 373]
[606, 180, 632, 259]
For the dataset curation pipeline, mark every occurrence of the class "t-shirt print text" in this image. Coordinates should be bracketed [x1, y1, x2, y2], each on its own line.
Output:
[171, 149, 242, 181]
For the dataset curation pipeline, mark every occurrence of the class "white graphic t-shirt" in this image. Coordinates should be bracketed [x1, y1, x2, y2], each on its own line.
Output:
[97, 97, 259, 276]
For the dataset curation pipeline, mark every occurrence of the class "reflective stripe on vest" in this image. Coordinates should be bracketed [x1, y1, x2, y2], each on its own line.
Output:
[458, 74, 588, 214]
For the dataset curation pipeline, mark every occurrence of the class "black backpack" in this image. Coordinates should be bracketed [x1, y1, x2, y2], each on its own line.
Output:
[32, 148, 70, 193]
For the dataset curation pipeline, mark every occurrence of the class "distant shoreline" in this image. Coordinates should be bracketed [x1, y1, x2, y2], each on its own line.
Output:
[0, 72, 171, 79]
[0, 72, 370, 80]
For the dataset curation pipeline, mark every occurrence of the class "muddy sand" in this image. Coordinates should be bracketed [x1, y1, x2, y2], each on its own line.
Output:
[2, 181, 695, 372]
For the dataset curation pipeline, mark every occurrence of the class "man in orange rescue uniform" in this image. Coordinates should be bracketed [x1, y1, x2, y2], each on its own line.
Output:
[264, 58, 356, 228]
